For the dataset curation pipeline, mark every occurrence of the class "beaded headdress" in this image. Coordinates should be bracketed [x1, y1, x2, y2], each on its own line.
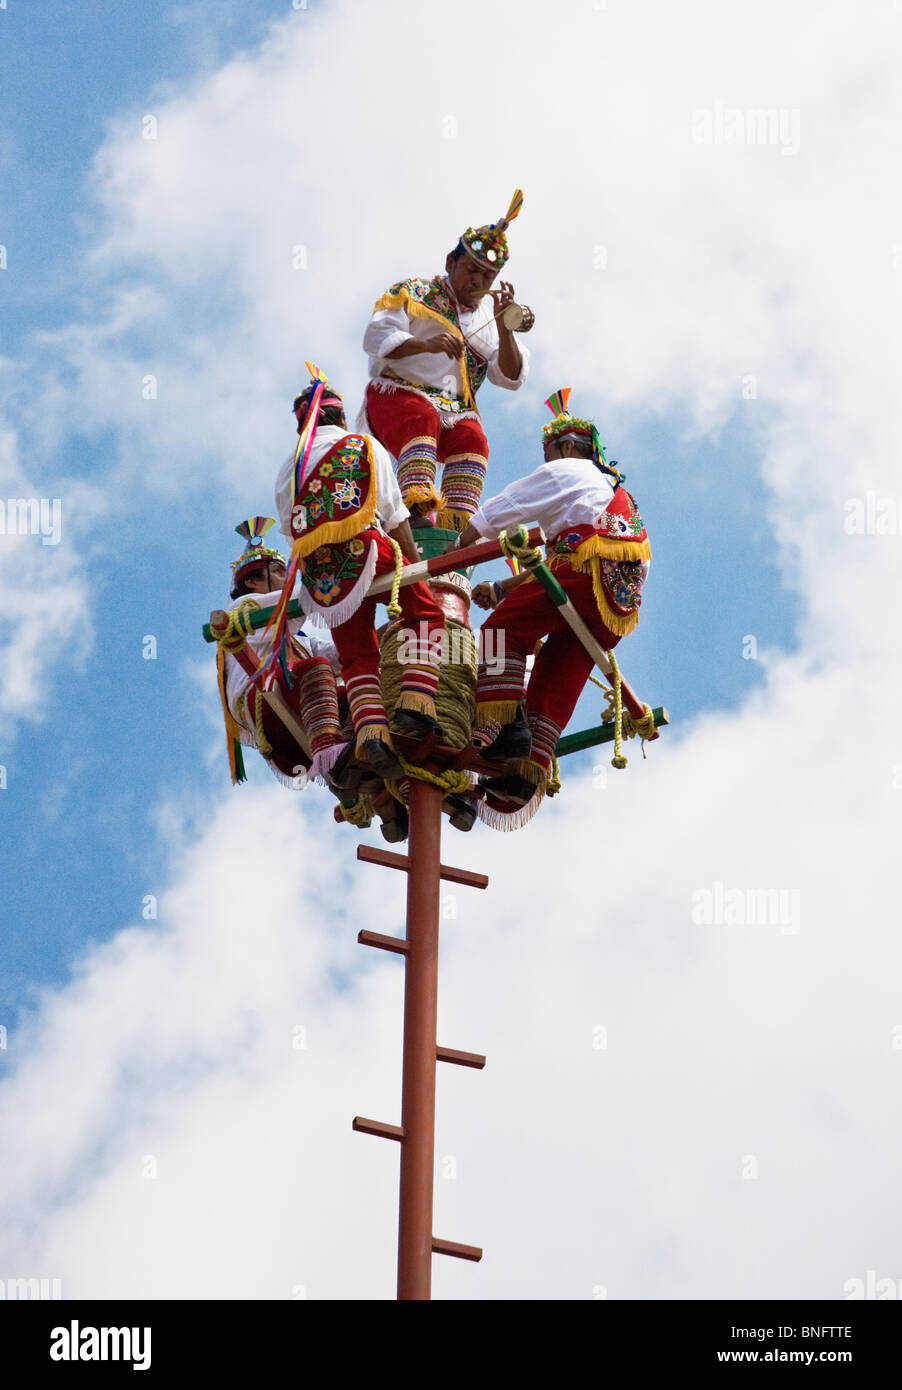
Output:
[542, 389, 624, 484]
[230, 517, 284, 598]
[459, 189, 523, 269]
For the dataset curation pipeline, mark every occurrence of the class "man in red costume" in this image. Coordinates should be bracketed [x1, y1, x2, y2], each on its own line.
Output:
[274, 370, 449, 781]
[216, 518, 349, 788]
[456, 391, 651, 822]
[359, 190, 531, 531]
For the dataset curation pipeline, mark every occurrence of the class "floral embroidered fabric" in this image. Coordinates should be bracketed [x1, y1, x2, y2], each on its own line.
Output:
[290, 435, 375, 611]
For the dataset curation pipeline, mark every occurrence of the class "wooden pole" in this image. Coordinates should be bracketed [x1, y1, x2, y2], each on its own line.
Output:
[396, 777, 443, 1300]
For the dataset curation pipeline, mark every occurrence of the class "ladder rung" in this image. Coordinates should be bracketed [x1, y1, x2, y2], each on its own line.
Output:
[357, 845, 489, 890]
[432, 1237, 483, 1262]
[437, 1045, 486, 1069]
[352, 1116, 404, 1142]
[358, 929, 409, 955]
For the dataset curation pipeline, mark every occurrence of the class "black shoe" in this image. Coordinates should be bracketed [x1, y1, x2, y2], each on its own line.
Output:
[380, 805, 409, 843]
[361, 738, 404, 781]
[478, 774, 540, 807]
[480, 708, 532, 761]
[326, 742, 363, 792]
[391, 708, 449, 742]
[443, 793, 477, 832]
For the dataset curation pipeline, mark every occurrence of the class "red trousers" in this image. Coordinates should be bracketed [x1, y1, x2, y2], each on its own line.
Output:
[365, 382, 488, 529]
[477, 565, 622, 770]
[331, 529, 446, 737]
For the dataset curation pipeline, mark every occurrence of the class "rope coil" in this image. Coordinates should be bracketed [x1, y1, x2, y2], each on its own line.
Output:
[214, 599, 260, 653]
[498, 528, 543, 571]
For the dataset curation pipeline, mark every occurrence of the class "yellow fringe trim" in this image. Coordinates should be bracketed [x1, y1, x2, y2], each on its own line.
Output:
[569, 532, 651, 565]
[403, 483, 445, 512]
[395, 691, 438, 718]
[506, 758, 547, 788]
[474, 699, 519, 728]
[435, 507, 471, 533]
[372, 289, 474, 407]
[292, 436, 379, 564]
[354, 723, 395, 758]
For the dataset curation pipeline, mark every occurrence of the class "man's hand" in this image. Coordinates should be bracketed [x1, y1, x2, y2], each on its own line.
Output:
[471, 581, 497, 611]
[490, 281, 523, 381]
[418, 331, 462, 357]
[456, 521, 480, 549]
[385, 332, 461, 361]
[489, 282, 517, 324]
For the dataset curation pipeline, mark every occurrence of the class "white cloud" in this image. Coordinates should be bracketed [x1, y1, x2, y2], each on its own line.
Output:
[2, 647, 901, 1299]
[0, 420, 99, 740]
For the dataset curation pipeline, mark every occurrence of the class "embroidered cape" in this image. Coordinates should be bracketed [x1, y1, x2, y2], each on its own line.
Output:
[372, 276, 488, 408]
[290, 433, 380, 627]
[547, 486, 650, 637]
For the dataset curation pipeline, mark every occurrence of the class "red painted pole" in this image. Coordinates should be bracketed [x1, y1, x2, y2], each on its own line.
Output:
[396, 776, 443, 1300]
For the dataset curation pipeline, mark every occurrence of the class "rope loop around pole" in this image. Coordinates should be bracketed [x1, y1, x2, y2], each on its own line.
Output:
[498, 527, 543, 571]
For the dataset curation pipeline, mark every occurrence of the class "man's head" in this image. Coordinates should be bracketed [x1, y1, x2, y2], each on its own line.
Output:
[543, 432, 595, 464]
[229, 517, 286, 599]
[541, 387, 623, 481]
[448, 189, 523, 303]
[234, 557, 287, 597]
[445, 244, 499, 308]
[293, 384, 346, 434]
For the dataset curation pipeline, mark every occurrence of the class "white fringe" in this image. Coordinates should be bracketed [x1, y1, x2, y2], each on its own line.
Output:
[296, 540, 378, 629]
[476, 782, 546, 832]
[308, 740, 349, 785]
[266, 761, 309, 791]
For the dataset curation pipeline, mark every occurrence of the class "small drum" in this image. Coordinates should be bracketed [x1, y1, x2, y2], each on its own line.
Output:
[501, 302, 535, 333]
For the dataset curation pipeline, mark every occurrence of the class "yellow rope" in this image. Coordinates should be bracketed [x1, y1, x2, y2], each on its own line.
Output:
[254, 690, 273, 759]
[624, 705, 657, 742]
[498, 528, 543, 570]
[546, 757, 562, 796]
[386, 537, 404, 618]
[379, 618, 476, 750]
[339, 793, 375, 826]
[384, 756, 471, 805]
[214, 599, 260, 653]
[608, 649, 627, 770]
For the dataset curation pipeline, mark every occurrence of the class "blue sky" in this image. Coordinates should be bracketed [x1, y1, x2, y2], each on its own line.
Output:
[1, 0, 896, 1302]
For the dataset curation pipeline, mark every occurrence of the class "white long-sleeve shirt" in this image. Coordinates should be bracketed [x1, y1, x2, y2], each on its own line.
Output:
[225, 586, 340, 730]
[274, 424, 408, 542]
[469, 459, 618, 544]
[363, 277, 529, 403]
